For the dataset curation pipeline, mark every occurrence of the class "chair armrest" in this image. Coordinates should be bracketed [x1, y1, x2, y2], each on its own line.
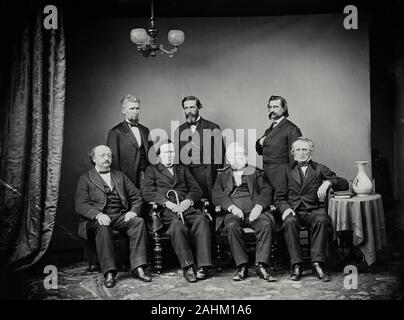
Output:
[148, 202, 159, 221]
[200, 198, 213, 221]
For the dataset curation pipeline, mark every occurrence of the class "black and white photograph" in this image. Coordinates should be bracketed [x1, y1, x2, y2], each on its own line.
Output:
[0, 0, 403, 309]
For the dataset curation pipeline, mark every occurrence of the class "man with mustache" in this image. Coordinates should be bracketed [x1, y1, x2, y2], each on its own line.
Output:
[212, 142, 277, 282]
[107, 95, 153, 188]
[256, 95, 302, 190]
[175, 96, 225, 203]
[141, 140, 213, 282]
[75, 145, 151, 288]
[275, 137, 349, 282]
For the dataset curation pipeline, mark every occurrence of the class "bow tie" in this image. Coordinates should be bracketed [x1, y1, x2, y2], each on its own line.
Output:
[128, 122, 138, 127]
[99, 170, 110, 174]
[296, 161, 309, 168]
[188, 120, 200, 127]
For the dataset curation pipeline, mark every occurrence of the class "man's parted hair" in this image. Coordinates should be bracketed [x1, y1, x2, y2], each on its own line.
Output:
[268, 95, 289, 117]
[291, 137, 315, 154]
[181, 96, 203, 109]
[121, 94, 140, 108]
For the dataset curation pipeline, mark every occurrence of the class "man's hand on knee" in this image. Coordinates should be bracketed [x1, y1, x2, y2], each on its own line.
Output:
[249, 204, 263, 222]
[229, 206, 244, 221]
[179, 199, 192, 212]
[164, 201, 179, 213]
[124, 211, 137, 222]
[97, 213, 111, 226]
[282, 208, 296, 221]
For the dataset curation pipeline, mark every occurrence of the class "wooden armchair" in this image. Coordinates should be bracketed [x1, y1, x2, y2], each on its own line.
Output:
[147, 198, 212, 273]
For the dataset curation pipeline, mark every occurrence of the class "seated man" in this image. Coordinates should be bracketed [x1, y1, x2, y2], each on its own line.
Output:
[75, 145, 151, 288]
[212, 142, 277, 282]
[275, 137, 349, 282]
[141, 139, 213, 282]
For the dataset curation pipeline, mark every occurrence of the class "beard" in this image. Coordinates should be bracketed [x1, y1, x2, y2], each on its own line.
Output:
[230, 160, 247, 171]
[185, 113, 198, 124]
[128, 115, 139, 123]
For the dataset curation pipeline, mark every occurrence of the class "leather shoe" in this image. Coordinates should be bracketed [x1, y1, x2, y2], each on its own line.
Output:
[256, 263, 277, 282]
[183, 265, 197, 282]
[291, 263, 302, 281]
[233, 264, 248, 281]
[87, 263, 100, 272]
[312, 262, 331, 282]
[132, 266, 152, 282]
[196, 267, 208, 280]
[104, 271, 116, 288]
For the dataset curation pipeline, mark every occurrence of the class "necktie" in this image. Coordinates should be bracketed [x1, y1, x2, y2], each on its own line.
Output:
[128, 121, 138, 127]
[99, 170, 110, 174]
[297, 161, 309, 168]
[269, 122, 276, 132]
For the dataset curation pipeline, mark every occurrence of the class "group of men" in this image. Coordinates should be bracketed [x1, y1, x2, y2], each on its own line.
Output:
[75, 94, 349, 288]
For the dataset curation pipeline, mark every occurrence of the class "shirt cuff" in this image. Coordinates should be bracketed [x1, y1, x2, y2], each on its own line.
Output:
[95, 212, 102, 220]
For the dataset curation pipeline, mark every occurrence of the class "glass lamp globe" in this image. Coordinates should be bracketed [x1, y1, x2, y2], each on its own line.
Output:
[168, 30, 185, 47]
[130, 28, 148, 45]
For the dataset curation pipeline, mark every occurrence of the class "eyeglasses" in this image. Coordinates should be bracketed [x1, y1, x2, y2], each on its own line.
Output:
[95, 153, 112, 157]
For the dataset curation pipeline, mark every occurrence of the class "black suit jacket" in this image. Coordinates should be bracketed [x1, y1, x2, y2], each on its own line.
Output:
[141, 164, 204, 230]
[75, 169, 143, 240]
[256, 118, 302, 165]
[274, 161, 349, 215]
[175, 117, 225, 192]
[212, 165, 274, 231]
[107, 121, 152, 186]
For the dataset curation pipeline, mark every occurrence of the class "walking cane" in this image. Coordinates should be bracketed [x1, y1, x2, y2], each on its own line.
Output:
[166, 189, 185, 224]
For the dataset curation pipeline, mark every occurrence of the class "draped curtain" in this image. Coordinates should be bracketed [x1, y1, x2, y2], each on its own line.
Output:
[0, 4, 65, 270]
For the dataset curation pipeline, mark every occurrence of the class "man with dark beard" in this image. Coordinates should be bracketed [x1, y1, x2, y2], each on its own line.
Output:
[107, 95, 152, 188]
[256, 95, 302, 190]
[175, 96, 225, 203]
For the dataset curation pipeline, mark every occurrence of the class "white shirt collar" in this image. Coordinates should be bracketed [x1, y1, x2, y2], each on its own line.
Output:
[273, 116, 285, 126]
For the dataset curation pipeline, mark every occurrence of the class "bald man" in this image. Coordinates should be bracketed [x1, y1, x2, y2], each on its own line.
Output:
[75, 145, 151, 288]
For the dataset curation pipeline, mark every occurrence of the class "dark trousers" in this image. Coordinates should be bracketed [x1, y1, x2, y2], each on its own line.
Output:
[87, 214, 148, 276]
[224, 212, 275, 267]
[282, 208, 332, 266]
[162, 208, 213, 269]
[263, 163, 288, 191]
[189, 166, 212, 201]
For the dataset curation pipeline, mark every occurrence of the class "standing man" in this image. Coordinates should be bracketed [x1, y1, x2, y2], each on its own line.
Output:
[107, 94, 152, 188]
[141, 140, 213, 283]
[256, 95, 302, 190]
[176, 96, 225, 202]
[75, 145, 151, 288]
[212, 142, 277, 282]
[274, 137, 349, 282]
